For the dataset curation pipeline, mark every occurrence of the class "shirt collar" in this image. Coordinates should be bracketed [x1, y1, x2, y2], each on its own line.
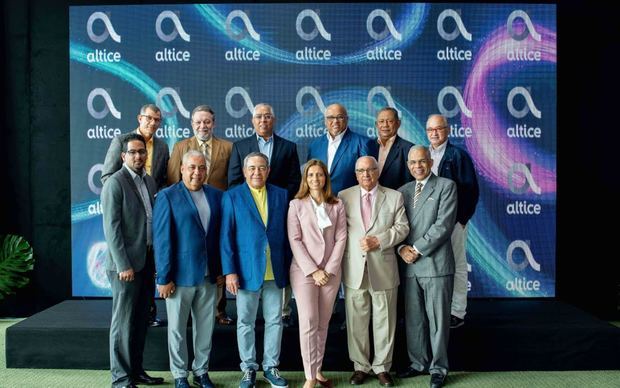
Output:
[123, 163, 146, 179]
[327, 128, 347, 143]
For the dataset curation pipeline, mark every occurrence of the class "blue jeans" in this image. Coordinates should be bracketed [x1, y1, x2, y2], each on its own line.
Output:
[236, 280, 284, 372]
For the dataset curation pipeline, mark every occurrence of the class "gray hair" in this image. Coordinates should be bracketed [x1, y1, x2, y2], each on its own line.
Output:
[408, 144, 431, 160]
[355, 155, 379, 169]
[253, 103, 275, 117]
[243, 152, 269, 168]
[191, 105, 215, 120]
[426, 113, 448, 128]
[139, 103, 161, 115]
[182, 150, 206, 165]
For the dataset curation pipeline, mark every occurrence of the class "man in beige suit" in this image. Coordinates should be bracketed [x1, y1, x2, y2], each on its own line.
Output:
[339, 156, 409, 387]
[167, 105, 234, 326]
[167, 105, 232, 191]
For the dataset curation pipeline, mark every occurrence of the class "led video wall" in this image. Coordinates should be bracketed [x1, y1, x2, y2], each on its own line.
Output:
[70, 3, 556, 297]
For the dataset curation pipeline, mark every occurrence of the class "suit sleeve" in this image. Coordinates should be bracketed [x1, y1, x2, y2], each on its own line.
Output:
[361, 135, 379, 158]
[287, 201, 319, 276]
[285, 144, 302, 200]
[153, 191, 173, 285]
[227, 142, 244, 189]
[101, 136, 123, 184]
[324, 201, 348, 276]
[414, 181, 458, 256]
[101, 177, 131, 272]
[166, 142, 183, 186]
[376, 192, 410, 249]
[456, 151, 479, 224]
[220, 192, 238, 275]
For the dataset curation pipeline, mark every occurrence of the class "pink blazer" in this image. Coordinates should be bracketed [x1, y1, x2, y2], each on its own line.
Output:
[287, 197, 347, 277]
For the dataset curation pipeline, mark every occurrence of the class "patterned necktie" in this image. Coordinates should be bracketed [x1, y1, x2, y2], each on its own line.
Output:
[362, 192, 372, 231]
[413, 182, 423, 209]
[201, 142, 211, 171]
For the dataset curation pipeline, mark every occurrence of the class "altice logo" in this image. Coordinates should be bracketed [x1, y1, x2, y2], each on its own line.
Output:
[87, 11, 121, 43]
[507, 87, 541, 119]
[508, 163, 542, 195]
[156, 87, 190, 118]
[437, 86, 472, 118]
[155, 10, 190, 42]
[367, 86, 400, 117]
[367, 9, 401, 41]
[225, 10, 260, 42]
[296, 86, 326, 117]
[507, 10, 541, 42]
[87, 88, 121, 119]
[437, 9, 472, 41]
[296, 9, 331, 41]
[225, 87, 255, 118]
[506, 240, 541, 272]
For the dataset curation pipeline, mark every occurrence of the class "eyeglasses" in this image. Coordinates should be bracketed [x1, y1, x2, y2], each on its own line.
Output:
[326, 115, 347, 122]
[140, 114, 161, 123]
[426, 126, 447, 133]
[246, 166, 268, 172]
[125, 149, 147, 156]
[253, 114, 273, 120]
[408, 159, 429, 166]
[193, 120, 213, 126]
[355, 167, 378, 174]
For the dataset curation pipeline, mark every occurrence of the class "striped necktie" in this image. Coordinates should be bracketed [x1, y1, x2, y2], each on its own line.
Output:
[413, 182, 423, 208]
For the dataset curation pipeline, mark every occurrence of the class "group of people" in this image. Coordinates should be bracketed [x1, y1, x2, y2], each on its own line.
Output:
[100, 102, 479, 388]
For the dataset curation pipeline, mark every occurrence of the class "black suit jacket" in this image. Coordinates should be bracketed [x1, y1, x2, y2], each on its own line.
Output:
[227, 134, 301, 200]
[378, 136, 415, 190]
[436, 142, 479, 225]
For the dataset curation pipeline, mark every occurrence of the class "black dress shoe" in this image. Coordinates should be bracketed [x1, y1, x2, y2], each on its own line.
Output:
[398, 367, 425, 379]
[430, 373, 446, 388]
[175, 377, 190, 388]
[134, 372, 164, 385]
[349, 370, 368, 385]
[149, 317, 167, 327]
[193, 373, 215, 388]
[377, 372, 394, 386]
[119, 385, 138, 388]
[281, 315, 296, 328]
[216, 314, 234, 325]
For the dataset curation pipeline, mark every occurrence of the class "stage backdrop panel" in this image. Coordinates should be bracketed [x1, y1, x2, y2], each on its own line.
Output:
[70, 3, 556, 297]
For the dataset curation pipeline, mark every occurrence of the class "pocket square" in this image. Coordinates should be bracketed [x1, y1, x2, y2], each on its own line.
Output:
[428, 197, 435, 201]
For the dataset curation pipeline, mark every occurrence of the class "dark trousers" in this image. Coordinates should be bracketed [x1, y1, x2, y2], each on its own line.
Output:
[108, 255, 154, 387]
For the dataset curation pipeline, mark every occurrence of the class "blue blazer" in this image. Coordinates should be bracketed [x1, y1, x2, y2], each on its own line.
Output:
[220, 183, 292, 291]
[307, 129, 377, 194]
[227, 134, 301, 200]
[153, 182, 223, 287]
[378, 135, 414, 190]
[437, 142, 479, 225]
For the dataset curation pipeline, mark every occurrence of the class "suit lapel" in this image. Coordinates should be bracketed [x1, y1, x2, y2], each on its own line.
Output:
[368, 186, 386, 231]
[241, 184, 266, 227]
[330, 130, 351, 174]
[179, 183, 205, 233]
[120, 168, 146, 212]
[413, 175, 436, 221]
[270, 135, 282, 167]
[381, 138, 400, 176]
[208, 137, 222, 181]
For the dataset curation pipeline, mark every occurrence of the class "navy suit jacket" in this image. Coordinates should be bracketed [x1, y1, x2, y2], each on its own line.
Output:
[307, 129, 377, 194]
[227, 134, 301, 200]
[153, 182, 223, 287]
[220, 183, 292, 291]
[378, 136, 414, 190]
[436, 142, 479, 225]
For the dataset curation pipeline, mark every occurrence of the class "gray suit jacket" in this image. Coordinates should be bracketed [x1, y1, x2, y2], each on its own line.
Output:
[339, 185, 409, 290]
[101, 131, 170, 190]
[101, 166, 157, 273]
[398, 174, 457, 278]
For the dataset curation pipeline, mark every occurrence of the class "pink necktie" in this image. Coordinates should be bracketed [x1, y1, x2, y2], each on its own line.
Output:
[362, 192, 372, 231]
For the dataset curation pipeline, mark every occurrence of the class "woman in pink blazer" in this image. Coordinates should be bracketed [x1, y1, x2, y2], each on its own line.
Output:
[288, 159, 347, 388]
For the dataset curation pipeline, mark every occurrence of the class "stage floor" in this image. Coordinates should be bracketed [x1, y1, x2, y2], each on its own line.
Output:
[6, 299, 620, 371]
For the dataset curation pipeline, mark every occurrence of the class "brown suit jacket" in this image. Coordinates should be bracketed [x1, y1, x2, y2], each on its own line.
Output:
[167, 136, 233, 190]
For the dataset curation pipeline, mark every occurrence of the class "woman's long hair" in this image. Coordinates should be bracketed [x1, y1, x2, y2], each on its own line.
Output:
[294, 159, 338, 204]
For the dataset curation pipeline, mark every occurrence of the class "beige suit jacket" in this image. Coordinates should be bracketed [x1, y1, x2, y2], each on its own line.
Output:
[167, 136, 232, 190]
[339, 185, 409, 291]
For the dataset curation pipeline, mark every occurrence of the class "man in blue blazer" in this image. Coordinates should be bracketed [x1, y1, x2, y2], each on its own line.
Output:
[227, 103, 301, 200]
[153, 150, 222, 388]
[426, 114, 479, 329]
[307, 103, 377, 195]
[221, 152, 292, 388]
[376, 107, 414, 190]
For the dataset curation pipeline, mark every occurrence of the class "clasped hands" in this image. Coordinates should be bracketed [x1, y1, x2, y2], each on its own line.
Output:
[399, 245, 420, 264]
[311, 269, 331, 287]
